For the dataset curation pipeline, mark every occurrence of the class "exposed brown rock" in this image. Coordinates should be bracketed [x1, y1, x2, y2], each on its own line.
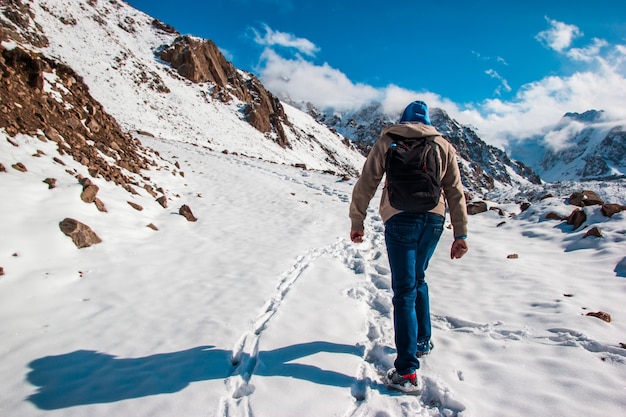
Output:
[43, 177, 56, 189]
[146, 223, 158, 230]
[0, 163, 6, 172]
[127, 201, 143, 211]
[144, 184, 157, 197]
[586, 311, 611, 323]
[507, 254, 519, 259]
[601, 203, 626, 218]
[59, 218, 102, 248]
[0, 43, 165, 197]
[520, 202, 531, 212]
[12, 162, 27, 172]
[159, 36, 291, 147]
[0, 266, 4, 276]
[94, 198, 107, 212]
[179, 204, 197, 222]
[156, 195, 168, 208]
[566, 209, 586, 230]
[545, 212, 565, 221]
[53, 156, 66, 166]
[489, 207, 505, 216]
[583, 227, 602, 238]
[80, 183, 99, 203]
[467, 201, 488, 215]
[569, 190, 604, 207]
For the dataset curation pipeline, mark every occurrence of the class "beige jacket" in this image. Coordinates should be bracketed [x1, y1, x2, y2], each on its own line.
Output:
[349, 122, 468, 238]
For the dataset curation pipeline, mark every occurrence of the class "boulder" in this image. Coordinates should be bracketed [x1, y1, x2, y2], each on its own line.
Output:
[179, 204, 197, 222]
[569, 190, 604, 207]
[59, 218, 102, 248]
[80, 184, 99, 203]
[566, 209, 586, 230]
[586, 311, 611, 323]
[467, 201, 488, 215]
[584, 227, 602, 238]
[43, 178, 56, 189]
[601, 204, 626, 218]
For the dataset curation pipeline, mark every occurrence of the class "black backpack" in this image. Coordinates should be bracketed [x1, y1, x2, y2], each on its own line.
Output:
[384, 133, 442, 212]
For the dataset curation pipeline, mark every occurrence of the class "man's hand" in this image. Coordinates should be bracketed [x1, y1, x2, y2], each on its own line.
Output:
[350, 230, 364, 243]
[450, 238, 468, 259]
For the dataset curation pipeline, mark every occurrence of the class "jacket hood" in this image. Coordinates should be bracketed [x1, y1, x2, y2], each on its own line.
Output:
[383, 122, 441, 139]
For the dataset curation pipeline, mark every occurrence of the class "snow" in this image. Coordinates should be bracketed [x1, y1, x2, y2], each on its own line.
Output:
[1, 0, 626, 416]
[2, 131, 626, 417]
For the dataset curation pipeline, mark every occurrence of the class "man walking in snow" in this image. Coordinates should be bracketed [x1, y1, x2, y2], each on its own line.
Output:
[349, 100, 468, 393]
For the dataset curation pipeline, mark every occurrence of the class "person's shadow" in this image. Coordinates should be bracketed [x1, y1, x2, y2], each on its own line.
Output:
[26, 341, 366, 410]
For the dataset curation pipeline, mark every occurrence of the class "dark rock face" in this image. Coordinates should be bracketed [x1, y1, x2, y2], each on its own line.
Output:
[159, 36, 291, 148]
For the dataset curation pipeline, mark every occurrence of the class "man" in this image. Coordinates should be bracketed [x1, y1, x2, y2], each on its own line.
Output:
[349, 100, 468, 393]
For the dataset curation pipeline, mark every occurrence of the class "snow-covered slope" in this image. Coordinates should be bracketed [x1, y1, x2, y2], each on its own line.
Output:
[2, 129, 626, 417]
[1, 0, 363, 175]
[509, 110, 626, 182]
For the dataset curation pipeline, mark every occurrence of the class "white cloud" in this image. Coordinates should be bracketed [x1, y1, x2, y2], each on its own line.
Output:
[536, 17, 583, 52]
[485, 69, 512, 96]
[567, 37, 609, 62]
[252, 22, 626, 150]
[251, 24, 319, 57]
[257, 49, 379, 109]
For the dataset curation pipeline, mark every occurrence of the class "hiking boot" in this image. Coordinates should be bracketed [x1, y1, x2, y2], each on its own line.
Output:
[417, 340, 434, 358]
[386, 368, 420, 393]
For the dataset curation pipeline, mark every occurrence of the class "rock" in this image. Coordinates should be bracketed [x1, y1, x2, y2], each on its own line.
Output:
[467, 201, 488, 215]
[566, 209, 586, 230]
[43, 178, 57, 189]
[520, 202, 531, 212]
[0, 163, 6, 172]
[146, 223, 158, 230]
[489, 207, 505, 216]
[53, 157, 66, 166]
[545, 212, 565, 221]
[601, 203, 626, 218]
[156, 195, 168, 208]
[586, 311, 611, 323]
[127, 201, 143, 211]
[583, 227, 602, 238]
[569, 190, 604, 207]
[179, 204, 197, 222]
[94, 198, 107, 212]
[0, 266, 4, 276]
[80, 184, 99, 203]
[507, 254, 519, 259]
[12, 162, 27, 172]
[59, 218, 102, 248]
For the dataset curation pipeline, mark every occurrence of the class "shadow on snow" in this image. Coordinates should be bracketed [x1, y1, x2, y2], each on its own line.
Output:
[26, 341, 363, 410]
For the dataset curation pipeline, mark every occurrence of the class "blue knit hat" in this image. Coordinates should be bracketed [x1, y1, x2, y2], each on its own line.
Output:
[399, 100, 431, 125]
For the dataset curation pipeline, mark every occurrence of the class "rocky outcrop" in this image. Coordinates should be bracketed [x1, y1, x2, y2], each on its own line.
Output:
[0, 42, 165, 198]
[159, 36, 291, 147]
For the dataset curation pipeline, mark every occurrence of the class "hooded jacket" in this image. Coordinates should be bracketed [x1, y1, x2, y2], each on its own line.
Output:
[349, 122, 468, 238]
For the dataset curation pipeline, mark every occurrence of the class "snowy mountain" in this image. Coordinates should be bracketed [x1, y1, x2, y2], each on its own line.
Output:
[0, 0, 364, 177]
[509, 110, 626, 182]
[2, 2, 626, 417]
[300, 101, 542, 194]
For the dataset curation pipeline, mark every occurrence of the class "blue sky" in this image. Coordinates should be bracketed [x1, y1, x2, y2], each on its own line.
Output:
[125, 0, 626, 146]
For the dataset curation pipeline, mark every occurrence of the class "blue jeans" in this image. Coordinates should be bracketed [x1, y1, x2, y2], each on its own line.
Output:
[384, 212, 444, 374]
